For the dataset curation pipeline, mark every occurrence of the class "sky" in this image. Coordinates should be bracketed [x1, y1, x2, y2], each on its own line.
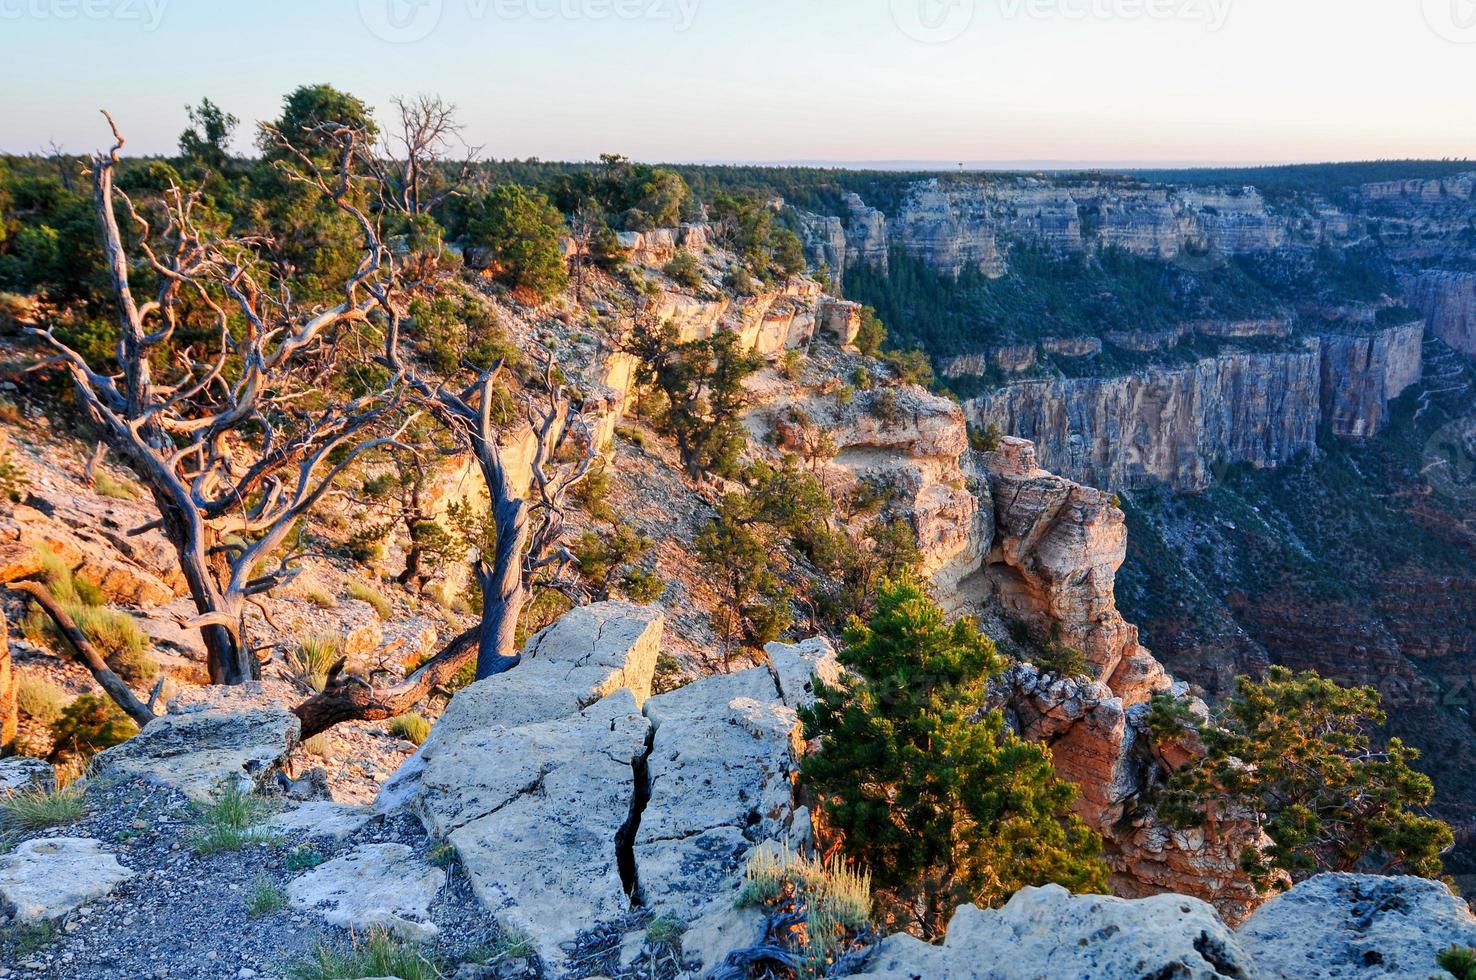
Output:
[1, 0, 1474, 166]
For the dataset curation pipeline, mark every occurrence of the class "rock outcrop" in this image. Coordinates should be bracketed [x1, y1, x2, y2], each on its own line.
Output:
[959, 438, 1261, 920]
[380, 603, 836, 975]
[1238, 874, 1476, 979]
[862, 884, 1258, 980]
[982, 438, 1165, 698]
[768, 380, 990, 604]
[91, 683, 299, 801]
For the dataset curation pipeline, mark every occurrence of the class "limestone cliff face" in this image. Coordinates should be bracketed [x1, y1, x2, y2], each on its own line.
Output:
[798, 177, 1305, 278]
[965, 347, 1323, 492]
[1319, 321, 1424, 437]
[1405, 270, 1476, 355]
[965, 322, 1422, 491]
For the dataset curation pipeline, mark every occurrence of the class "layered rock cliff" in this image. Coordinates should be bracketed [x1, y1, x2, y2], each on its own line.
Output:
[1406, 269, 1476, 355]
[797, 176, 1314, 278]
[963, 321, 1424, 491]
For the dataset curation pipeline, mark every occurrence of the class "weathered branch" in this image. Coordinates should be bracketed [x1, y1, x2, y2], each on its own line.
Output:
[7, 581, 156, 729]
[292, 621, 511, 739]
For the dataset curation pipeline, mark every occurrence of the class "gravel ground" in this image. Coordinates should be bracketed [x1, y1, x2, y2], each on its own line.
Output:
[0, 776, 529, 980]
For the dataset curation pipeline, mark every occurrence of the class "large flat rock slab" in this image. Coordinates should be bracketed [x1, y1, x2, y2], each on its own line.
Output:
[1238, 873, 1476, 979]
[865, 884, 1257, 980]
[635, 668, 801, 922]
[0, 838, 133, 923]
[265, 801, 375, 841]
[287, 842, 444, 940]
[92, 683, 299, 800]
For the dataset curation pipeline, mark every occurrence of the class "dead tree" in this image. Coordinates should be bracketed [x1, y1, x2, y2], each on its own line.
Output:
[270, 123, 596, 736]
[33, 113, 409, 685]
[291, 361, 596, 738]
[374, 94, 477, 218]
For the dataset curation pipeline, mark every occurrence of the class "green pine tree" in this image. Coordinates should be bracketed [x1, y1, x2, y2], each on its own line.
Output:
[799, 578, 1109, 938]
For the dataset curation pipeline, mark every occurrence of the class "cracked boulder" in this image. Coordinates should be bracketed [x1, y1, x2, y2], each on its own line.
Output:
[287, 842, 444, 940]
[1237, 874, 1476, 978]
[0, 838, 133, 923]
[91, 682, 298, 800]
[863, 884, 1258, 980]
[378, 602, 662, 811]
[635, 638, 834, 937]
[416, 690, 651, 969]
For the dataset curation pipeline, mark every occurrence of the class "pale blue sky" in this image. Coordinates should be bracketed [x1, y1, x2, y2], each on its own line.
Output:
[2, 0, 1473, 164]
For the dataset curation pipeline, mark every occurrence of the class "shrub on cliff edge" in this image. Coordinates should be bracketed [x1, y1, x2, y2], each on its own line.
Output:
[799, 577, 1110, 939]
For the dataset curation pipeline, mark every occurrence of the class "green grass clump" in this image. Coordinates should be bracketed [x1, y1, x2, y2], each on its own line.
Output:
[286, 634, 341, 693]
[0, 443, 28, 503]
[0, 786, 85, 832]
[245, 876, 288, 917]
[1440, 945, 1476, 979]
[189, 785, 274, 855]
[737, 844, 873, 979]
[467, 930, 535, 967]
[346, 580, 392, 621]
[298, 586, 338, 609]
[285, 846, 326, 871]
[426, 840, 457, 868]
[16, 674, 67, 725]
[2, 921, 55, 957]
[22, 551, 154, 676]
[288, 928, 441, 980]
[387, 713, 432, 746]
[646, 915, 686, 947]
[93, 470, 139, 500]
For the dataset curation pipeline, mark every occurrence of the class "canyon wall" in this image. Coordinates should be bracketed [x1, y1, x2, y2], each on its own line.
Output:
[798, 177, 1314, 278]
[1405, 270, 1476, 355]
[964, 346, 1322, 492]
[964, 322, 1423, 491]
